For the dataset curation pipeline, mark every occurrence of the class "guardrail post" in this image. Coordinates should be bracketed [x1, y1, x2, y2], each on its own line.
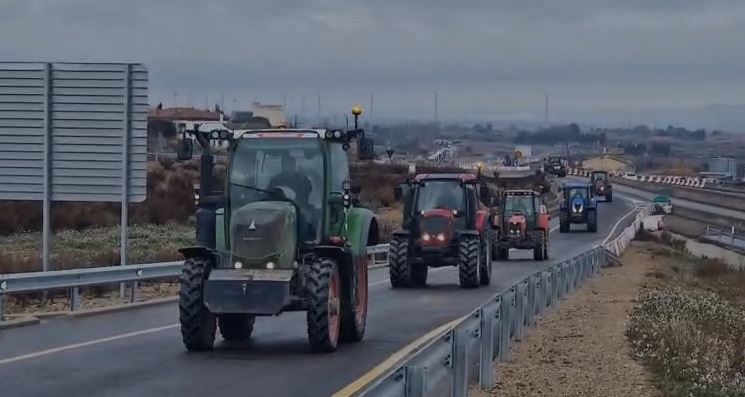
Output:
[70, 287, 80, 311]
[515, 283, 525, 341]
[499, 294, 511, 361]
[452, 327, 469, 397]
[541, 271, 552, 310]
[129, 281, 138, 303]
[492, 296, 501, 360]
[508, 288, 517, 341]
[0, 293, 5, 321]
[479, 305, 496, 390]
[406, 365, 426, 397]
[527, 275, 537, 327]
[551, 266, 560, 304]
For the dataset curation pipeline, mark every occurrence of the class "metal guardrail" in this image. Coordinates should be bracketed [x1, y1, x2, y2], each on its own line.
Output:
[0, 244, 390, 321]
[356, 246, 608, 397]
[702, 226, 745, 251]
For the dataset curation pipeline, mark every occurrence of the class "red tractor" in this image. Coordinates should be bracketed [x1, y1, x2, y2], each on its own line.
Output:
[493, 190, 551, 261]
[388, 173, 495, 289]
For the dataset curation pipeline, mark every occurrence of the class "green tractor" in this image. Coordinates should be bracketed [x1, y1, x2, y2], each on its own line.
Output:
[175, 107, 379, 353]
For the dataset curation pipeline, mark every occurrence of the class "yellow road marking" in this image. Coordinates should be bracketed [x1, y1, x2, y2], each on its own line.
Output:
[331, 317, 464, 397]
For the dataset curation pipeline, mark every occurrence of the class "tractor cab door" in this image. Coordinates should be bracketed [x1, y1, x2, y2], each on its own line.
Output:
[327, 144, 349, 238]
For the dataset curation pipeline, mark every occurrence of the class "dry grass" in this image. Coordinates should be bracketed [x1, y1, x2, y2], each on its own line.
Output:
[626, 241, 745, 396]
[0, 222, 193, 274]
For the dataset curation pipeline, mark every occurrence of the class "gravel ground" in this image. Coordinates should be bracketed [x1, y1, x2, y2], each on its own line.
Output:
[473, 245, 660, 397]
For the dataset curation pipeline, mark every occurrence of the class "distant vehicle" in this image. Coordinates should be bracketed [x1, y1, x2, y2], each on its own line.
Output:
[590, 170, 613, 202]
[652, 195, 673, 214]
[544, 156, 567, 177]
[559, 183, 597, 233]
[493, 190, 551, 261]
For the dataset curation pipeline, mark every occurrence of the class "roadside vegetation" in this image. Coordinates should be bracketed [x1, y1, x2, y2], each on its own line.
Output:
[626, 233, 745, 396]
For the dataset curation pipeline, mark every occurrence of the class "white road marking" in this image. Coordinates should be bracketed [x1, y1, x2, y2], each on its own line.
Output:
[0, 324, 179, 366]
[602, 197, 642, 245]
[0, 199, 635, 366]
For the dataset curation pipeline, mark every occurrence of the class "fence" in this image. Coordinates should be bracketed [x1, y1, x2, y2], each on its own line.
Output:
[353, 205, 651, 396]
[0, 244, 390, 321]
[702, 225, 745, 251]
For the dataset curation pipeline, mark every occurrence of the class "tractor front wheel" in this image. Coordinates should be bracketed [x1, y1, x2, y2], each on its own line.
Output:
[458, 236, 480, 289]
[388, 236, 411, 288]
[341, 256, 368, 343]
[587, 209, 598, 233]
[179, 257, 217, 351]
[410, 263, 428, 287]
[559, 209, 570, 233]
[306, 257, 341, 353]
[533, 231, 547, 261]
[218, 314, 255, 341]
[480, 231, 492, 285]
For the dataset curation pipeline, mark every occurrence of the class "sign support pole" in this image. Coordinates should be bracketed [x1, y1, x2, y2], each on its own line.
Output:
[120, 65, 132, 298]
[42, 63, 52, 272]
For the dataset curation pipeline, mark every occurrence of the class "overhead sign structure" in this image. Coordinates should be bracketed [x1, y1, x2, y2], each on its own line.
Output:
[0, 62, 149, 271]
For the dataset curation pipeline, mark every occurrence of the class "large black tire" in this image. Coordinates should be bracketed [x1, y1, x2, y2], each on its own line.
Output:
[306, 257, 341, 353]
[587, 209, 598, 233]
[458, 236, 480, 289]
[490, 228, 499, 259]
[606, 191, 613, 202]
[410, 263, 428, 287]
[218, 314, 255, 341]
[533, 231, 547, 261]
[341, 255, 368, 343]
[497, 247, 509, 260]
[559, 209, 570, 233]
[480, 231, 492, 285]
[388, 236, 411, 288]
[179, 257, 217, 351]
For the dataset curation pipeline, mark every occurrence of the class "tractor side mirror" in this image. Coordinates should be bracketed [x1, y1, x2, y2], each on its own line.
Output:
[479, 185, 490, 201]
[177, 137, 194, 161]
[393, 185, 403, 201]
[539, 204, 548, 214]
[358, 136, 375, 160]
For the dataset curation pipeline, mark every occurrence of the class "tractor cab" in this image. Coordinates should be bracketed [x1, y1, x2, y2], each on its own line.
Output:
[499, 190, 542, 231]
[559, 182, 598, 233]
[589, 170, 613, 201]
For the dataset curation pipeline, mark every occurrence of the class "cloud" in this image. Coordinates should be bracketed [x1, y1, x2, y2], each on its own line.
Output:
[1, 0, 744, 119]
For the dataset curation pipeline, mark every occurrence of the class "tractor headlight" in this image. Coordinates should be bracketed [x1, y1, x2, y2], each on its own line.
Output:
[325, 130, 334, 139]
[210, 130, 220, 140]
[266, 262, 276, 269]
[422, 233, 432, 242]
[234, 261, 243, 269]
[334, 130, 343, 139]
[436, 233, 446, 242]
[219, 130, 230, 140]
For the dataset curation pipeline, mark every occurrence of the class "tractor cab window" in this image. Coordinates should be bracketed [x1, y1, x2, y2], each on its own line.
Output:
[328, 144, 349, 192]
[591, 172, 607, 182]
[229, 138, 324, 242]
[503, 195, 535, 218]
[416, 181, 465, 212]
[566, 187, 588, 200]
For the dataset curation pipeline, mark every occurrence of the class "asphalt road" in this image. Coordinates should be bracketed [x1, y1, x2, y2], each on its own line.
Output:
[0, 196, 637, 397]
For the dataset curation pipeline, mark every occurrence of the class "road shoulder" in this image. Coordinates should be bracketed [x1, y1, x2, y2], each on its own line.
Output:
[474, 244, 660, 397]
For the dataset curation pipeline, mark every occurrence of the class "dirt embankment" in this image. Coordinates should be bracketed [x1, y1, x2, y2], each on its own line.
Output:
[474, 244, 660, 397]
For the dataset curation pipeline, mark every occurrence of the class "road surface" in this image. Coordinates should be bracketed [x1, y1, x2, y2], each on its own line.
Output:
[0, 197, 638, 397]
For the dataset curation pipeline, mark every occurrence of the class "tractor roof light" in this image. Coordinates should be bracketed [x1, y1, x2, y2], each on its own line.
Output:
[352, 105, 363, 116]
[333, 130, 343, 139]
[325, 130, 334, 139]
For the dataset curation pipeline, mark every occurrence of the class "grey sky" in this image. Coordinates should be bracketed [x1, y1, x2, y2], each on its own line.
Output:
[2, 0, 744, 122]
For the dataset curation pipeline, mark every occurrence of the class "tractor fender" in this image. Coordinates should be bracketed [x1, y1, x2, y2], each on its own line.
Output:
[312, 245, 352, 264]
[475, 210, 490, 234]
[344, 207, 380, 257]
[178, 246, 221, 267]
[456, 230, 480, 239]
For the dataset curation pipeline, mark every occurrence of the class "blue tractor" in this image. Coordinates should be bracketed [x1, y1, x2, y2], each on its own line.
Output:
[559, 182, 597, 233]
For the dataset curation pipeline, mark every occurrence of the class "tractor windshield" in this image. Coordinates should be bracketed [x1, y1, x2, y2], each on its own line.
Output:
[591, 172, 607, 182]
[504, 195, 535, 218]
[567, 187, 588, 199]
[229, 138, 324, 242]
[416, 180, 465, 212]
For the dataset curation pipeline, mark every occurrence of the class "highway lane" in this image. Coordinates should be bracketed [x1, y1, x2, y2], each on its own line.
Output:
[567, 176, 745, 221]
[0, 197, 636, 397]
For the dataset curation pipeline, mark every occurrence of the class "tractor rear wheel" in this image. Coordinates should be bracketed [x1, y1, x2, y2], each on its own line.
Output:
[341, 255, 368, 343]
[480, 231, 492, 285]
[388, 236, 411, 288]
[458, 236, 480, 289]
[559, 209, 570, 233]
[587, 209, 598, 233]
[533, 231, 547, 261]
[306, 257, 341, 353]
[218, 314, 255, 341]
[179, 257, 217, 351]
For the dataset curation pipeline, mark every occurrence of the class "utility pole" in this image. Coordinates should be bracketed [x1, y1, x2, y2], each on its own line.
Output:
[544, 91, 549, 125]
[317, 94, 321, 121]
[282, 94, 287, 110]
[434, 91, 438, 122]
[370, 94, 374, 126]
